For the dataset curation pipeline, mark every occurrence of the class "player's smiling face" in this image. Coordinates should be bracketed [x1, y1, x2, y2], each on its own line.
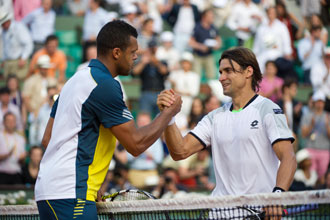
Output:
[219, 58, 248, 97]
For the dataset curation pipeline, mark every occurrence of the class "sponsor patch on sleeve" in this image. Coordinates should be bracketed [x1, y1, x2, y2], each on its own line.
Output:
[273, 108, 284, 114]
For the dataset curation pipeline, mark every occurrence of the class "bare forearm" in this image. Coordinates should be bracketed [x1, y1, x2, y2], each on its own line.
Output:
[276, 155, 297, 190]
[124, 111, 174, 156]
[164, 125, 188, 160]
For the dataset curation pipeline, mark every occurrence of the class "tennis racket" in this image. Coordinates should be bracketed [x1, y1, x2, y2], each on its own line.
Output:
[102, 189, 156, 201]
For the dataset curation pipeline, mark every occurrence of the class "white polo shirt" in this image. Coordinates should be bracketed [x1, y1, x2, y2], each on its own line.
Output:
[190, 95, 294, 196]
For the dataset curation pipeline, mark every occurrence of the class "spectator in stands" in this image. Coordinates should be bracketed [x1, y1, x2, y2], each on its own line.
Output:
[6, 74, 24, 114]
[0, 11, 33, 81]
[27, 35, 67, 83]
[166, 0, 200, 53]
[310, 47, 330, 112]
[67, 0, 88, 16]
[137, 18, 158, 55]
[133, 40, 168, 117]
[305, 14, 328, 46]
[188, 97, 204, 129]
[226, 0, 263, 46]
[23, 55, 58, 144]
[253, 6, 292, 74]
[259, 60, 283, 103]
[127, 112, 164, 188]
[276, 1, 304, 58]
[152, 167, 187, 199]
[28, 86, 57, 146]
[13, 0, 41, 21]
[0, 112, 26, 184]
[211, 0, 234, 29]
[121, 3, 141, 30]
[77, 42, 97, 71]
[169, 52, 200, 118]
[0, 87, 24, 133]
[300, 0, 321, 27]
[22, 0, 55, 52]
[203, 94, 220, 114]
[298, 25, 325, 85]
[21, 146, 44, 185]
[189, 8, 221, 81]
[277, 79, 302, 139]
[82, 0, 116, 62]
[162, 148, 211, 189]
[83, 0, 114, 42]
[293, 149, 318, 189]
[300, 90, 330, 185]
[156, 31, 180, 72]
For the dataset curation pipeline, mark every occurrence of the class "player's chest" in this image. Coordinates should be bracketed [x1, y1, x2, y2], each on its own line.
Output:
[212, 112, 264, 143]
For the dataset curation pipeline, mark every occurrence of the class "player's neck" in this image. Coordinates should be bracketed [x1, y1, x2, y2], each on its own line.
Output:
[98, 56, 118, 78]
[231, 90, 256, 111]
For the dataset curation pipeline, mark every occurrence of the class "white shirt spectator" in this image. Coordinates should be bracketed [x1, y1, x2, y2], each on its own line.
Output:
[1, 20, 33, 61]
[22, 7, 55, 43]
[226, 1, 263, 40]
[0, 103, 23, 132]
[297, 37, 324, 71]
[253, 19, 292, 73]
[294, 169, 318, 187]
[0, 130, 26, 174]
[310, 60, 330, 98]
[82, 7, 112, 41]
[169, 69, 200, 116]
[156, 46, 180, 71]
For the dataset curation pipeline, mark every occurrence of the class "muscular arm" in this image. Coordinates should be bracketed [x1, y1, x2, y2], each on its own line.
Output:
[110, 99, 181, 157]
[41, 117, 54, 149]
[164, 125, 204, 161]
[273, 140, 297, 190]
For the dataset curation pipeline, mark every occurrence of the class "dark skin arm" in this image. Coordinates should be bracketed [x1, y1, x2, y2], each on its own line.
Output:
[110, 95, 182, 157]
[41, 117, 54, 149]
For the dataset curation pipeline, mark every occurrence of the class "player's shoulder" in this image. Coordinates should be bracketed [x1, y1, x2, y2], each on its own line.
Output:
[253, 95, 283, 116]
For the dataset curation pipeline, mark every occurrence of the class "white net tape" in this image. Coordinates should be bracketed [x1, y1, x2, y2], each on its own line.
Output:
[0, 189, 329, 215]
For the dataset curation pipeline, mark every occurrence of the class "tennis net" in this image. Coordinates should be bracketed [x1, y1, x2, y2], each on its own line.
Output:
[0, 189, 329, 219]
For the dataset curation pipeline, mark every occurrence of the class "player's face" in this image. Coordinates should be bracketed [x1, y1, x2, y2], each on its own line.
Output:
[219, 59, 249, 98]
[119, 36, 138, 76]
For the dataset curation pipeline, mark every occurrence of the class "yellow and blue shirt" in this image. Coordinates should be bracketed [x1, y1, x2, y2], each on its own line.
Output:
[35, 59, 133, 202]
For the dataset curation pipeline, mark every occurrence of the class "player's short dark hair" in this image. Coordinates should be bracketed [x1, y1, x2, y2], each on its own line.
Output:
[96, 20, 138, 57]
[219, 47, 262, 92]
[45, 35, 58, 44]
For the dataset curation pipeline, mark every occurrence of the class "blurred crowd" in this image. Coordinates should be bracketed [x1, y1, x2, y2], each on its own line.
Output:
[0, 0, 329, 199]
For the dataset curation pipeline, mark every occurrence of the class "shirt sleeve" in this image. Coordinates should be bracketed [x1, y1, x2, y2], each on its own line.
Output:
[50, 96, 59, 118]
[88, 78, 133, 128]
[17, 23, 34, 60]
[189, 112, 214, 147]
[262, 100, 295, 145]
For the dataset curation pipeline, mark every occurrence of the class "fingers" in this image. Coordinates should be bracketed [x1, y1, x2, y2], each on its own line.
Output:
[157, 90, 176, 109]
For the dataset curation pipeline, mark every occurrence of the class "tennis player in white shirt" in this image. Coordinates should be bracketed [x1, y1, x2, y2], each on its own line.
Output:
[157, 47, 297, 219]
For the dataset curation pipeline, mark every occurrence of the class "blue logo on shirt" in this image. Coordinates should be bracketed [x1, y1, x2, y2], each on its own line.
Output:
[250, 120, 259, 129]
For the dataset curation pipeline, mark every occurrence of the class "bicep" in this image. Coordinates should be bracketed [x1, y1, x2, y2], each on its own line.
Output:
[109, 120, 137, 155]
[272, 140, 295, 161]
[182, 133, 206, 158]
[41, 117, 54, 149]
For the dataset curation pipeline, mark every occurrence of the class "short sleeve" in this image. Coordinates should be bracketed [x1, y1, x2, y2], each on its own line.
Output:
[87, 79, 133, 128]
[50, 96, 59, 118]
[262, 101, 295, 145]
[189, 113, 213, 147]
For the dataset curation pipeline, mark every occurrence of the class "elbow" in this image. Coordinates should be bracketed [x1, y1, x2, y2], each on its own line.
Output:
[170, 151, 189, 161]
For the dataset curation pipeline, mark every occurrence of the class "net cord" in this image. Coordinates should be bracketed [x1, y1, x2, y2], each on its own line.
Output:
[0, 189, 329, 215]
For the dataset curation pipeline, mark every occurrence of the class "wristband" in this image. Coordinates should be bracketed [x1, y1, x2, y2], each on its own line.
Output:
[168, 117, 175, 126]
[272, 186, 285, 193]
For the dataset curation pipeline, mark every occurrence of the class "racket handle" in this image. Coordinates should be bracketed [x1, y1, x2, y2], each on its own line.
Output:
[282, 204, 318, 216]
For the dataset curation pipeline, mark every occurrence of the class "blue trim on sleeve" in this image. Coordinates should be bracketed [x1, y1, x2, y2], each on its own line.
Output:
[50, 96, 59, 118]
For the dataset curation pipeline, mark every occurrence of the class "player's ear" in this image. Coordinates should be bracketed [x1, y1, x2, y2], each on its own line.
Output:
[112, 48, 121, 60]
[246, 66, 253, 78]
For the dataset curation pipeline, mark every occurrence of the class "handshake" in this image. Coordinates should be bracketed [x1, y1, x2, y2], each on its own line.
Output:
[157, 89, 182, 116]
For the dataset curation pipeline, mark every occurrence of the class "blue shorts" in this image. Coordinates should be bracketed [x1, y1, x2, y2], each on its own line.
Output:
[37, 198, 97, 220]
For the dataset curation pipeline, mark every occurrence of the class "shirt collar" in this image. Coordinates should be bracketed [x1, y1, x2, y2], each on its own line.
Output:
[88, 59, 112, 77]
